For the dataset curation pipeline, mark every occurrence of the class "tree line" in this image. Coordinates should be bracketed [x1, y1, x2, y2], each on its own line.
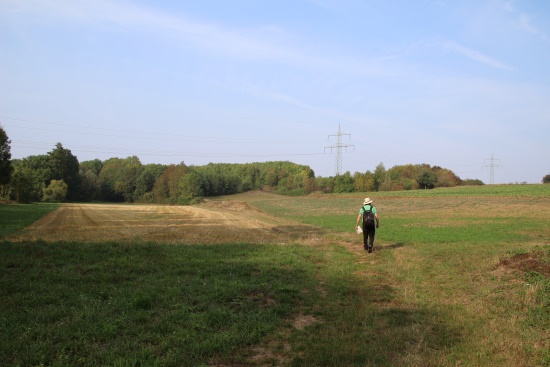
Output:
[1, 127, 494, 204]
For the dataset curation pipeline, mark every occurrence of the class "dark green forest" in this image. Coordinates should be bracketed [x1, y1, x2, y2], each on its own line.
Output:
[0, 139, 480, 204]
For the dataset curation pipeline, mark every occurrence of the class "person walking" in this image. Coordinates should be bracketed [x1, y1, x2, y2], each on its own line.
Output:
[355, 197, 380, 253]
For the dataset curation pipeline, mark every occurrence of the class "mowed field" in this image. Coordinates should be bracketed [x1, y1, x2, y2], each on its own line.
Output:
[7, 197, 325, 244]
[1, 186, 549, 366]
[7, 186, 550, 249]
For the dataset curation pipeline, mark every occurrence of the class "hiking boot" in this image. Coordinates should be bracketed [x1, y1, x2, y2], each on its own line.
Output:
[367, 245, 373, 253]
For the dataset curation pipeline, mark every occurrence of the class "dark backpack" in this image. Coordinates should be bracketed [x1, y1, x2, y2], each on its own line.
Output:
[362, 205, 375, 226]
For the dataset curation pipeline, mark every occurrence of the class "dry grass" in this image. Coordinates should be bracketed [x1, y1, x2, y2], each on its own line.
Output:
[7, 201, 325, 245]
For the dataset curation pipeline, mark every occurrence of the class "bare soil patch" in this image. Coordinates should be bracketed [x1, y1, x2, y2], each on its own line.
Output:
[497, 251, 550, 277]
[8, 201, 325, 244]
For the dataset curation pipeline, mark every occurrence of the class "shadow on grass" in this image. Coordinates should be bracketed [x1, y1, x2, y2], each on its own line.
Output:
[0, 240, 320, 367]
[288, 260, 464, 367]
[380, 242, 406, 251]
[270, 225, 327, 239]
[1, 240, 463, 367]
[293, 307, 464, 367]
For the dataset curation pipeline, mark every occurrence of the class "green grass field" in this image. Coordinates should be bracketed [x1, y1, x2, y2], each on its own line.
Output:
[0, 202, 60, 237]
[1, 185, 549, 366]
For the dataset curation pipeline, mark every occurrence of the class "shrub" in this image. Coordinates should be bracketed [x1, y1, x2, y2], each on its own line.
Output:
[42, 179, 68, 202]
[461, 179, 485, 186]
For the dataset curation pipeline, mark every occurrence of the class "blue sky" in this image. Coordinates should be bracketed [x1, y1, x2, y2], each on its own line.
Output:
[1, 0, 549, 183]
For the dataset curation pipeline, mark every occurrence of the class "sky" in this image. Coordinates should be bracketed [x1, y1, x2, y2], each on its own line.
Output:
[1, 0, 549, 184]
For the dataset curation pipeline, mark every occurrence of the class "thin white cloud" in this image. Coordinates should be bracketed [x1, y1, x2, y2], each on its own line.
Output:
[240, 83, 363, 124]
[500, 0, 549, 42]
[1, 0, 399, 78]
[1, 0, 289, 59]
[519, 14, 549, 42]
[443, 41, 514, 71]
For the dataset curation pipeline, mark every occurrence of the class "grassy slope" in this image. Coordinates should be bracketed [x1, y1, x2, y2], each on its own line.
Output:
[249, 185, 550, 366]
[1, 186, 549, 366]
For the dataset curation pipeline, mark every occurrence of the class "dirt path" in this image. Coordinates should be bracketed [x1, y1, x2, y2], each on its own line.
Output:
[9, 201, 327, 244]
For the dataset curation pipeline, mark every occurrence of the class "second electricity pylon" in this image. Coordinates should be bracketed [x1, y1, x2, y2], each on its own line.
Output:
[483, 153, 502, 184]
[325, 124, 354, 176]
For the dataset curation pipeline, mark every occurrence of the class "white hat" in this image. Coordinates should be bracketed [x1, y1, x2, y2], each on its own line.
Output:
[363, 197, 372, 205]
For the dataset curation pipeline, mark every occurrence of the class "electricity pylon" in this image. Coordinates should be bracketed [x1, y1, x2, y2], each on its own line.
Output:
[483, 153, 502, 184]
[325, 124, 354, 176]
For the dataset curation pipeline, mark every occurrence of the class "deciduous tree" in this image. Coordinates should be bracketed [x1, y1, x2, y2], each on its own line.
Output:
[353, 171, 375, 192]
[0, 125, 12, 199]
[48, 143, 80, 200]
[10, 164, 34, 203]
[0, 125, 12, 186]
[178, 171, 204, 204]
[333, 171, 355, 193]
[373, 163, 386, 191]
[134, 164, 166, 201]
[417, 170, 438, 189]
[42, 179, 68, 202]
[10, 155, 51, 202]
[79, 159, 104, 201]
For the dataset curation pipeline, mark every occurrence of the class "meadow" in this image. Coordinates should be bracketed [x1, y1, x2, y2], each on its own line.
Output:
[1, 184, 548, 366]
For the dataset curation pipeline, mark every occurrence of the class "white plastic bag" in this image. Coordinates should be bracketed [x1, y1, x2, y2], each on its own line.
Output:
[356, 226, 363, 234]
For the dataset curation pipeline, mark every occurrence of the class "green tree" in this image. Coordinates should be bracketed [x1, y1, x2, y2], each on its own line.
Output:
[80, 159, 103, 176]
[151, 166, 172, 202]
[79, 169, 102, 201]
[0, 125, 12, 185]
[98, 156, 144, 202]
[373, 163, 386, 191]
[461, 178, 484, 186]
[241, 164, 261, 191]
[0, 125, 12, 199]
[542, 174, 550, 184]
[264, 169, 278, 187]
[79, 160, 103, 201]
[178, 171, 204, 204]
[42, 179, 68, 202]
[10, 164, 34, 203]
[354, 171, 375, 192]
[48, 143, 80, 200]
[150, 163, 189, 203]
[134, 164, 166, 201]
[99, 158, 125, 201]
[11, 155, 51, 202]
[417, 170, 438, 189]
[333, 171, 355, 193]
[167, 164, 189, 202]
[314, 176, 333, 193]
[301, 168, 316, 194]
[114, 156, 143, 202]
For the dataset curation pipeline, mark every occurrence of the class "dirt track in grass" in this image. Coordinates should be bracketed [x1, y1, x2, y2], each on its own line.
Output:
[8, 199, 327, 244]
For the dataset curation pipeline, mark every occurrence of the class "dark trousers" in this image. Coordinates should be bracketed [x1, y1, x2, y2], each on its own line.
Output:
[362, 224, 376, 249]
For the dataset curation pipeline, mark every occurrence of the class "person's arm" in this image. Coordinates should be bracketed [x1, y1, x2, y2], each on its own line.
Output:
[355, 213, 362, 228]
[375, 213, 380, 228]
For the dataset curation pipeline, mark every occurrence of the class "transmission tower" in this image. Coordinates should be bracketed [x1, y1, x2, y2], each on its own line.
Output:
[324, 124, 354, 176]
[483, 153, 502, 184]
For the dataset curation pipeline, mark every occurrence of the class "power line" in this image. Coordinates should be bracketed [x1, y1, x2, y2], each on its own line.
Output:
[324, 124, 354, 176]
[11, 140, 326, 159]
[483, 153, 502, 184]
[1, 116, 325, 144]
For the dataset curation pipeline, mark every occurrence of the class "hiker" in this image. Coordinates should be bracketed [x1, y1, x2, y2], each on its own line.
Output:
[355, 197, 380, 253]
